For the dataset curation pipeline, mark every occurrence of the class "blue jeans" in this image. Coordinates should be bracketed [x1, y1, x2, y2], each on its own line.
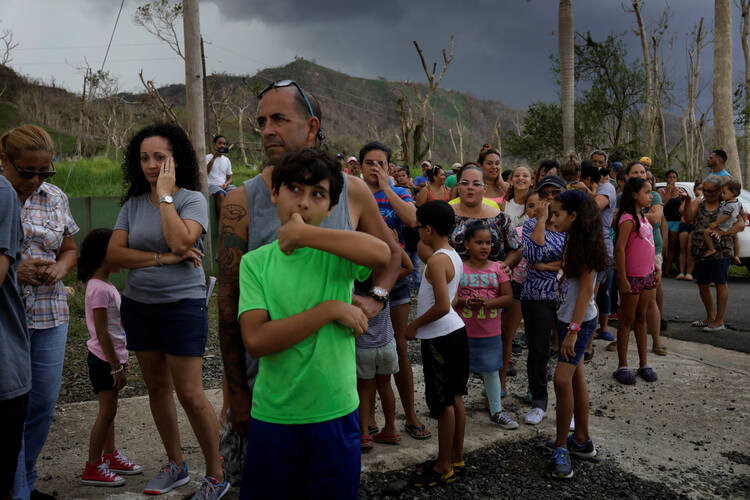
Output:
[13, 322, 68, 500]
[407, 250, 421, 293]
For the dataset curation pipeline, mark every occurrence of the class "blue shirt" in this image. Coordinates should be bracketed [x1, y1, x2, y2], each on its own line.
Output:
[0, 175, 31, 400]
[715, 169, 731, 177]
[414, 175, 428, 187]
[520, 218, 566, 301]
[374, 186, 414, 245]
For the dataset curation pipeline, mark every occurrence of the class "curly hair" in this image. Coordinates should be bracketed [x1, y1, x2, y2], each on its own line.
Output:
[555, 190, 607, 277]
[77, 228, 113, 283]
[613, 177, 650, 239]
[121, 123, 199, 204]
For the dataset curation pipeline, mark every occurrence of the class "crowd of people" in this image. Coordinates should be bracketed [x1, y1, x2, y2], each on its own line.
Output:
[0, 79, 745, 499]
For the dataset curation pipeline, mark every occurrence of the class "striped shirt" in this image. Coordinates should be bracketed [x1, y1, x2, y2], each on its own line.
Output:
[520, 218, 565, 302]
[21, 182, 79, 329]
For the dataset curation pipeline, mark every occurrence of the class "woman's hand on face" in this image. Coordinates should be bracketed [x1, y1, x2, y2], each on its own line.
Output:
[156, 156, 177, 199]
[17, 258, 56, 286]
[537, 199, 551, 221]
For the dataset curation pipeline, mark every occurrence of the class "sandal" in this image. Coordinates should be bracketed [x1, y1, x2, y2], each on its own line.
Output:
[367, 425, 379, 436]
[360, 434, 374, 451]
[690, 320, 709, 327]
[372, 431, 401, 445]
[452, 461, 466, 476]
[652, 345, 668, 356]
[404, 423, 432, 440]
[413, 466, 456, 488]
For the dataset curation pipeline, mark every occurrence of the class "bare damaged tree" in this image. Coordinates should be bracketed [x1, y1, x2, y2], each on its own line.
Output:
[740, 0, 750, 182]
[631, 0, 655, 158]
[139, 70, 180, 125]
[0, 26, 18, 66]
[209, 85, 233, 137]
[134, 0, 184, 59]
[682, 18, 709, 179]
[395, 36, 454, 167]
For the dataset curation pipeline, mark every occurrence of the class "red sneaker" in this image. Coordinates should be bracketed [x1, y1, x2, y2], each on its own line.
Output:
[81, 459, 125, 487]
[103, 450, 143, 475]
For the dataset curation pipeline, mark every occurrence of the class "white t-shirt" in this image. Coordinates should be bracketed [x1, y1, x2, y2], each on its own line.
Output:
[416, 248, 465, 340]
[206, 154, 232, 187]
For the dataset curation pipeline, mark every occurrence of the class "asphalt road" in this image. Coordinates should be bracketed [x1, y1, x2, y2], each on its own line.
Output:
[658, 275, 750, 354]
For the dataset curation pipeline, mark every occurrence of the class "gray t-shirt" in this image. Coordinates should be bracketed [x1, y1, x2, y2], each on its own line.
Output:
[557, 275, 598, 324]
[114, 189, 208, 303]
[0, 175, 31, 400]
[719, 199, 741, 231]
[597, 181, 617, 259]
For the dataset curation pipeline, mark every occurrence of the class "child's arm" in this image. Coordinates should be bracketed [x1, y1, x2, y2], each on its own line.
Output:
[93, 308, 126, 391]
[531, 199, 550, 246]
[240, 301, 369, 358]
[615, 219, 633, 295]
[483, 279, 513, 310]
[278, 213, 389, 269]
[559, 269, 595, 362]
[709, 213, 730, 229]
[397, 246, 414, 281]
[405, 253, 453, 339]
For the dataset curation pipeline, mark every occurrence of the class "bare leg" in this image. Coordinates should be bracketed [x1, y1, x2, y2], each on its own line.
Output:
[168, 355, 223, 481]
[500, 301, 521, 391]
[616, 293, 639, 368]
[451, 395, 465, 465]
[88, 390, 118, 462]
[686, 235, 695, 275]
[357, 377, 375, 437]
[698, 284, 716, 323]
[376, 375, 397, 435]
[220, 371, 228, 428]
[711, 283, 729, 327]
[648, 286, 663, 350]
[433, 406, 455, 475]
[553, 361, 576, 447]
[634, 289, 654, 368]
[679, 232, 689, 274]
[390, 303, 424, 430]
[136, 351, 182, 465]
[571, 363, 590, 444]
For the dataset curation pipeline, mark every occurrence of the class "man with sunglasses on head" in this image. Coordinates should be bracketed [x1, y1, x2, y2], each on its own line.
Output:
[217, 80, 401, 494]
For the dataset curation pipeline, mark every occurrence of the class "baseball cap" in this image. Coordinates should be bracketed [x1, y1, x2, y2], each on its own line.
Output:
[347, 156, 358, 163]
[611, 161, 624, 171]
[336, 153, 344, 158]
[421, 160, 431, 167]
[451, 162, 462, 171]
[639, 156, 652, 167]
[536, 175, 567, 191]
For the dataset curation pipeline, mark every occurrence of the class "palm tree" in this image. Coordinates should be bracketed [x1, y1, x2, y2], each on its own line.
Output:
[713, 0, 742, 181]
[559, 0, 575, 155]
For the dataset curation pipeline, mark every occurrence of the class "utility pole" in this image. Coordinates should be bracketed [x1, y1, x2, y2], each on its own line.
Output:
[201, 35, 211, 141]
[183, 0, 206, 193]
[183, 0, 212, 263]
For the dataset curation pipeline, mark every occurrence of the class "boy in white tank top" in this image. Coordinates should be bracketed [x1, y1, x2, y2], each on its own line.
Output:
[405, 201, 468, 488]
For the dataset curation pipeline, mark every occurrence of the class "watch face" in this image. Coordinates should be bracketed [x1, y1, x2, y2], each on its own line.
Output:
[372, 286, 388, 297]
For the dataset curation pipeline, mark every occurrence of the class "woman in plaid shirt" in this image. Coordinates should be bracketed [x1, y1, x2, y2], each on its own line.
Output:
[0, 125, 79, 500]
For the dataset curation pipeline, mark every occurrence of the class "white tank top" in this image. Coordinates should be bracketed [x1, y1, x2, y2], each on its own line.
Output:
[416, 248, 465, 340]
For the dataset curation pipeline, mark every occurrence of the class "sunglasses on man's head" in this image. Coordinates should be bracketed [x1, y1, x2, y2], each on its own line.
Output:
[257, 80, 316, 118]
[7, 158, 56, 180]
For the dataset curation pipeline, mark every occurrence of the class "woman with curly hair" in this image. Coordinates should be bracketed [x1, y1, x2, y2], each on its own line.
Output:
[107, 124, 228, 498]
[547, 189, 607, 479]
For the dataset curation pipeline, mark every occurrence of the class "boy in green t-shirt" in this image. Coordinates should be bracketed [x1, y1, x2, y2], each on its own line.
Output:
[237, 148, 389, 499]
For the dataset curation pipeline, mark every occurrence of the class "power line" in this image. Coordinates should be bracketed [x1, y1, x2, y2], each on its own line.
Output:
[17, 57, 180, 66]
[100, 0, 126, 73]
[16, 42, 163, 51]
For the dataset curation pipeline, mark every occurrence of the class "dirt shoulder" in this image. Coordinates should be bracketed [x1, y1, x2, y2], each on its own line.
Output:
[36, 336, 749, 499]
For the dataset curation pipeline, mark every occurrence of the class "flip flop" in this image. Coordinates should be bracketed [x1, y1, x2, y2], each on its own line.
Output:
[373, 431, 401, 445]
[360, 434, 374, 450]
[367, 425, 379, 436]
[690, 320, 709, 327]
[404, 423, 432, 440]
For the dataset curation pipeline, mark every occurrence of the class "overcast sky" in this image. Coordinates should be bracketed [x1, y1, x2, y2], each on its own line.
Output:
[0, 0, 741, 113]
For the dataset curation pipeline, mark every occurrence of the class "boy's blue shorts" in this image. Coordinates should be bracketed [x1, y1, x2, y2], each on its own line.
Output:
[239, 410, 360, 500]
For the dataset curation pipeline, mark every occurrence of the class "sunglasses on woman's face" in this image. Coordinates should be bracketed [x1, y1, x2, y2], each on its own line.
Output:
[7, 158, 56, 180]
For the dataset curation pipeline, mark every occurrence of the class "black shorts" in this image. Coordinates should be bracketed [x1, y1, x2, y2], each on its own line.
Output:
[420, 327, 469, 418]
[88, 351, 127, 394]
[121, 297, 208, 357]
[0, 393, 28, 494]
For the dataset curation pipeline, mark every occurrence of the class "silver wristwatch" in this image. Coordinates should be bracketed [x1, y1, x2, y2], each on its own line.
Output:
[369, 286, 389, 303]
[159, 195, 174, 204]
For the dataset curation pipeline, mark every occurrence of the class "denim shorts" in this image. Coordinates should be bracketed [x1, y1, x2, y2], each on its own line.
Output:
[87, 351, 127, 394]
[693, 258, 731, 285]
[121, 296, 208, 357]
[356, 338, 399, 379]
[390, 277, 411, 306]
[556, 318, 597, 367]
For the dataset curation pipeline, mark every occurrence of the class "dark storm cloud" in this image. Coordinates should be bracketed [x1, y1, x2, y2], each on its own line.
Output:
[207, 0, 719, 108]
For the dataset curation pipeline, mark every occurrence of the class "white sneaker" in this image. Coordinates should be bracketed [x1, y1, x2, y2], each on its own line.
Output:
[525, 407, 546, 425]
[569, 415, 575, 431]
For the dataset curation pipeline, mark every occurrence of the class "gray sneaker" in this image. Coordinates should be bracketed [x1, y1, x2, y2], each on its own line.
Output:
[143, 461, 190, 495]
[191, 476, 230, 500]
[490, 411, 519, 429]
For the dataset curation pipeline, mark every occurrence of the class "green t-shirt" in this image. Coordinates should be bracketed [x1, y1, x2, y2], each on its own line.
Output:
[445, 174, 457, 189]
[238, 241, 371, 424]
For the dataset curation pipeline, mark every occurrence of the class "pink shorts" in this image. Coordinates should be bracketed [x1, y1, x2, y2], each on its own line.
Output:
[627, 272, 656, 294]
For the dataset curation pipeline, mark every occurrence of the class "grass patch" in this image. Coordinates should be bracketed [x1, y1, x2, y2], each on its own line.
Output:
[729, 264, 750, 279]
[49, 157, 124, 198]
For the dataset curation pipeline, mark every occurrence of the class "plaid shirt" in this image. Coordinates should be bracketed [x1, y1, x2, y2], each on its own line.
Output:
[21, 182, 79, 329]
